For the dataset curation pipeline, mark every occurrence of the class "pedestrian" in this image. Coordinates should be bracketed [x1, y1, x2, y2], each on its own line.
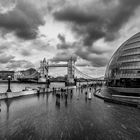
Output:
[88, 88, 92, 100]
[85, 91, 88, 97]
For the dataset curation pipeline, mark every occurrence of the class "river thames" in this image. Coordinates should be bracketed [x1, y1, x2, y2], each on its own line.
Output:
[0, 84, 140, 140]
[0, 82, 65, 93]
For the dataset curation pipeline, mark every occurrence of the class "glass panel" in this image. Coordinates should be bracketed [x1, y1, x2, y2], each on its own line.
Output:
[122, 47, 140, 55]
[124, 41, 140, 49]
[128, 37, 140, 44]
[118, 55, 140, 61]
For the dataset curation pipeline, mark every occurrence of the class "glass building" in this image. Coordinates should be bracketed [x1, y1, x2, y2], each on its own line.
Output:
[105, 32, 140, 88]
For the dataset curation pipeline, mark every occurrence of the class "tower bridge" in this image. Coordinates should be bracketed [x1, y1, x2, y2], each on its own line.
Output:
[39, 58, 75, 84]
[15, 57, 105, 85]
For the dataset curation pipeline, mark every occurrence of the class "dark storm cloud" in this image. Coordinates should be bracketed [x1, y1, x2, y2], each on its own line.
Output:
[90, 57, 108, 67]
[54, 7, 102, 24]
[107, 0, 140, 32]
[58, 34, 65, 43]
[75, 48, 108, 67]
[57, 34, 77, 50]
[31, 38, 53, 51]
[0, 1, 45, 40]
[88, 44, 111, 55]
[57, 43, 72, 50]
[50, 52, 77, 63]
[56, 34, 109, 67]
[53, 0, 140, 46]
[6, 60, 35, 70]
[0, 55, 15, 64]
[0, 45, 9, 54]
[20, 49, 32, 56]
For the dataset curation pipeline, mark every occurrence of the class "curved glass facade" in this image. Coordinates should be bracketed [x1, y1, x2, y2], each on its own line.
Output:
[105, 32, 140, 87]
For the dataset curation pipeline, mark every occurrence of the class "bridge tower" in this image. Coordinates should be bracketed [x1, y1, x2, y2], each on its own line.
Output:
[39, 58, 48, 82]
[67, 57, 75, 84]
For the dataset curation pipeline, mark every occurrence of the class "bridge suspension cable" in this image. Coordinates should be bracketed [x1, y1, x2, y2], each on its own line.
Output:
[17, 63, 96, 80]
[74, 66, 95, 79]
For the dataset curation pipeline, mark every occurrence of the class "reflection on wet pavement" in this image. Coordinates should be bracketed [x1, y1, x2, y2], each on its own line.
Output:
[0, 87, 140, 140]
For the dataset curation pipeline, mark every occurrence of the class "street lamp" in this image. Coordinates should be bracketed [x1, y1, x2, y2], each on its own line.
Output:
[47, 77, 50, 88]
[7, 76, 12, 92]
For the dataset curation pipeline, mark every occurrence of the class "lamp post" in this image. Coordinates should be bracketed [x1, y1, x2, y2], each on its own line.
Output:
[7, 76, 12, 92]
[74, 77, 77, 86]
[47, 78, 50, 88]
[46, 77, 50, 93]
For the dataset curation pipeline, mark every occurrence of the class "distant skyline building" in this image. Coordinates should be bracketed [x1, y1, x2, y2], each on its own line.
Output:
[0, 71, 14, 80]
[14, 68, 38, 81]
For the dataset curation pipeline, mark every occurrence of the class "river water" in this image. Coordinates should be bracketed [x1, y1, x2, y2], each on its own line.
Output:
[0, 82, 89, 93]
[0, 82, 66, 93]
[0, 86, 140, 140]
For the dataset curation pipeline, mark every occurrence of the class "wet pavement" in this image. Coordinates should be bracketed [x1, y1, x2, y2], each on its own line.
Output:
[0, 87, 140, 140]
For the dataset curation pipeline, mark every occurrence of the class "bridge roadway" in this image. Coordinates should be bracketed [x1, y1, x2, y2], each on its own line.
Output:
[0, 87, 140, 140]
[48, 64, 68, 67]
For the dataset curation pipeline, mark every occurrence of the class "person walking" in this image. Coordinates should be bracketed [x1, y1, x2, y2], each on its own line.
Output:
[88, 88, 92, 100]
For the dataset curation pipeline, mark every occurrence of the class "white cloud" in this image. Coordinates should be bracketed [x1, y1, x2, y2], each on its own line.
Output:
[0, 0, 140, 78]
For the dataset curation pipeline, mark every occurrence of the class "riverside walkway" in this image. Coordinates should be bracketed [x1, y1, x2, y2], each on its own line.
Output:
[0, 87, 140, 140]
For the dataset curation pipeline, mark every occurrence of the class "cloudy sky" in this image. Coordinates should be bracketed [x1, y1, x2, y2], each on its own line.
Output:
[0, 0, 140, 77]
